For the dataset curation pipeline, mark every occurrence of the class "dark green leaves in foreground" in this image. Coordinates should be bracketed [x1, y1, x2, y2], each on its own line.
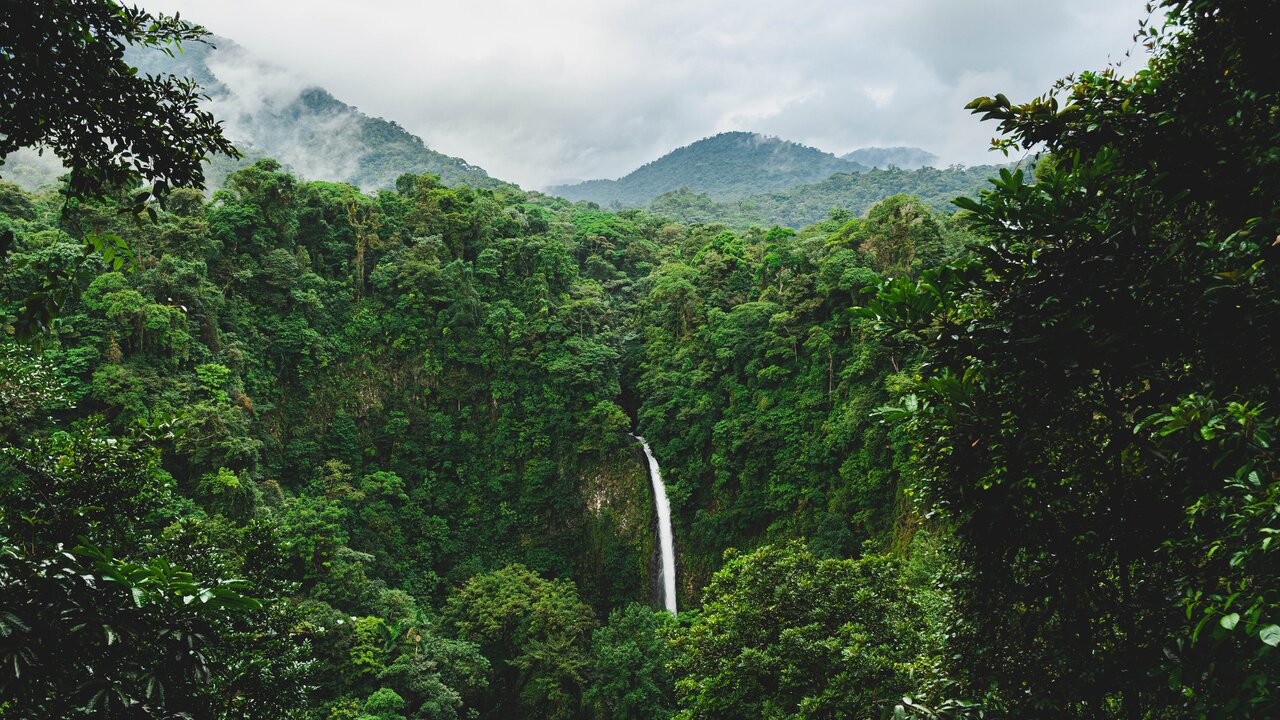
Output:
[861, 0, 1280, 715]
[0, 542, 259, 718]
[0, 0, 239, 205]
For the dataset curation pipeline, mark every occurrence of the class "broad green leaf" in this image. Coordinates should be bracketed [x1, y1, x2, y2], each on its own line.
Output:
[1260, 625, 1280, 647]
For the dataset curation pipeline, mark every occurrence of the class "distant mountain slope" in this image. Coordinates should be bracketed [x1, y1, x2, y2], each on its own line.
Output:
[549, 132, 867, 206]
[0, 148, 65, 191]
[841, 146, 939, 170]
[121, 37, 500, 191]
[4, 38, 501, 193]
[649, 164, 1007, 229]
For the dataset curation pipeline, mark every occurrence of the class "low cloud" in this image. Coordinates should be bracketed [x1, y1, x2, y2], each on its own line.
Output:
[205, 50, 366, 185]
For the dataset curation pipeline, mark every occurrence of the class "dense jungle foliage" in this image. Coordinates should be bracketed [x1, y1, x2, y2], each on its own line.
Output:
[2, 0, 1278, 718]
[0, 163, 942, 718]
[858, 0, 1280, 715]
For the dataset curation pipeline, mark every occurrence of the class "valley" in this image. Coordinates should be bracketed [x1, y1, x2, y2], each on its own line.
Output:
[1, 2, 1277, 719]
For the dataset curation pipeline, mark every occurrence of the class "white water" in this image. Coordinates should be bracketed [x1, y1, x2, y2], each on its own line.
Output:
[634, 436, 677, 614]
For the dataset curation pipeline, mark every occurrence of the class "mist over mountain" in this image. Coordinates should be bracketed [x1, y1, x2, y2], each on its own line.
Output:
[842, 146, 939, 169]
[2, 37, 500, 193]
[549, 132, 869, 207]
[125, 37, 501, 192]
[0, 148, 65, 191]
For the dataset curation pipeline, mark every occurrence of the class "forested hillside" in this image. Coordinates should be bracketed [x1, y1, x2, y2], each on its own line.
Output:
[3, 1, 1279, 719]
[649, 163, 1008, 229]
[549, 132, 867, 207]
[0, 164, 951, 718]
[552, 132, 999, 229]
[632, 194, 973, 596]
[0, 168, 658, 717]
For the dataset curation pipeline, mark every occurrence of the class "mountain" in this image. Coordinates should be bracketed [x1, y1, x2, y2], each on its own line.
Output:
[125, 37, 501, 192]
[649, 163, 1008, 229]
[549, 131, 867, 207]
[0, 37, 501, 194]
[207, 85, 502, 192]
[841, 146, 939, 169]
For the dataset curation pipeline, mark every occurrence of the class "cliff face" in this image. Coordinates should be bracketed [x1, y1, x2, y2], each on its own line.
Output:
[577, 443, 659, 611]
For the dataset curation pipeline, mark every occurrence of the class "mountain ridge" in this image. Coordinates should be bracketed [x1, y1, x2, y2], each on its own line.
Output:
[648, 163, 1010, 229]
[841, 146, 939, 169]
[549, 131, 869, 207]
[126, 36, 501, 192]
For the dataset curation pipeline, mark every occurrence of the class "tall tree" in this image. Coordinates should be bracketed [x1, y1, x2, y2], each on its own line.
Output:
[0, 0, 238, 203]
[865, 0, 1280, 715]
[670, 543, 925, 719]
[445, 565, 596, 720]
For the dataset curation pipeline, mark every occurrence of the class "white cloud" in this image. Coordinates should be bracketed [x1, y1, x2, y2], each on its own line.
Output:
[862, 84, 897, 109]
[145, 0, 1151, 189]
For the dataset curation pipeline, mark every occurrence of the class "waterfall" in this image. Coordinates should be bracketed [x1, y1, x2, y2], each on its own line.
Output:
[634, 435, 677, 614]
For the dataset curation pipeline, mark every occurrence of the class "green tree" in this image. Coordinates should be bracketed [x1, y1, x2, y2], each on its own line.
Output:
[865, 1, 1280, 715]
[0, 346, 274, 719]
[0, 540, 263, 719]
[362, 687, 407, 720]
[375, 634, 490, 720]
[0, 0, 238, 202]
[445, 564, 596, 720]
[585, 603, 676, 720]
[670, 542, 925, 719]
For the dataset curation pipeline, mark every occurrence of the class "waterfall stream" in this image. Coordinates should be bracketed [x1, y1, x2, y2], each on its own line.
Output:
[634, 435, 677, 614]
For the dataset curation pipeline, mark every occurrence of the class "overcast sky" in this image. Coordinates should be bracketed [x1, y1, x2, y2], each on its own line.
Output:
[146, 0, 1151, 189]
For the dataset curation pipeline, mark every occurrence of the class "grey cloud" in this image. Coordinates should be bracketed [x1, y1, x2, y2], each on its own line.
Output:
[146, 0, 1150, 189]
